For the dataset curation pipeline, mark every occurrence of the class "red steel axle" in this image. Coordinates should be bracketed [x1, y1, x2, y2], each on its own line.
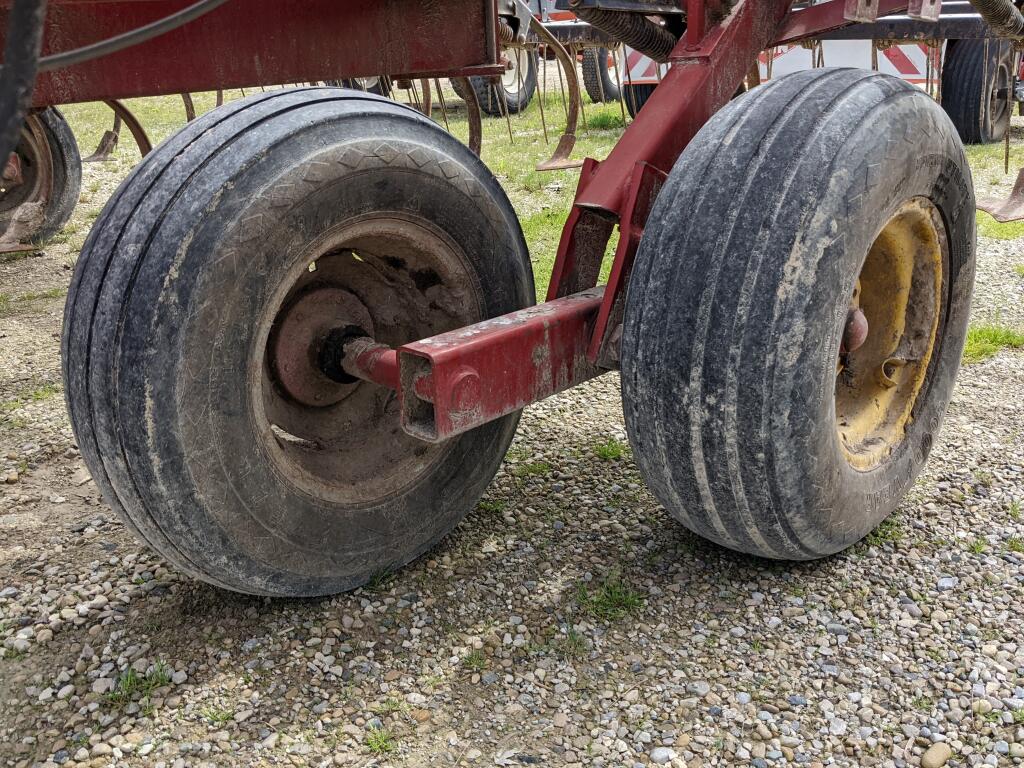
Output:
[338, 288, 605, 442]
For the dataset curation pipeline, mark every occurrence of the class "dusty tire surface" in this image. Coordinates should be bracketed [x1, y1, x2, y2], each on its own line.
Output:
[62, 87, 534, 597]
[621, 68, 976, 560]
[0, 107, 81, 243]
[582, 48, 621, 103]
[941, 39, 1017, 144]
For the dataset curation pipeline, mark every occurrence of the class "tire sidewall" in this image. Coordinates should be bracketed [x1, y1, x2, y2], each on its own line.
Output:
[767, 94, 974, 552]
[111, 99, 533, 593]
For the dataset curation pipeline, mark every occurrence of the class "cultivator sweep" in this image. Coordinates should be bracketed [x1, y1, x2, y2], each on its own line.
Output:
[0, 0, 1022, 596]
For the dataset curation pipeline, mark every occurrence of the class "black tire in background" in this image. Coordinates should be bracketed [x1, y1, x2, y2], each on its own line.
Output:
[941, 39, 1017, 144]
[621, 68, 975, 560]
[582, 47, 621, 103]
[624, 83, 657, 118]
[0, 107, 81, 243]
[326, 76, 391, 97]
[62, 88, 534, 597]
[464, 47, 538, 116]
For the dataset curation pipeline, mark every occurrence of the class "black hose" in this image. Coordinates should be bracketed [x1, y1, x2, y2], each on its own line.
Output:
[969, 0, 1024, 37]
[0, 0, 47, 163]
[38, 0, 232, 72]
[568, 4, 678, 63]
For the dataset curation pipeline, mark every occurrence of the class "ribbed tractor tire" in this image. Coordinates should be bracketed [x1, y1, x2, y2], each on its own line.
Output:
[941, 39, 1017, 144]
[621, 69, 975, 560]
[582, 47, 621, 103]
[624, 83, 657, 118]
[0, 107, 81, 243]
[62, 87, 534, 596]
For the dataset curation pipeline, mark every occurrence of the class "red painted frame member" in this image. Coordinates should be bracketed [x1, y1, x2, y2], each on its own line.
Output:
[5, 0, 504, 106]
[2, 0, 912, 442]
[346, 0, 910, 442]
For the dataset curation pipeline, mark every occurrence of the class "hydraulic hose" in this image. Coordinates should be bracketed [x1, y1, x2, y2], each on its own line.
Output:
[567, 3, 678, 62]
[969, 0, 1024, 37]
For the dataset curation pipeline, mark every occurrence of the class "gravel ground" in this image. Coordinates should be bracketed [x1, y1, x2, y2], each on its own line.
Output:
[0, 102, 1022, 768]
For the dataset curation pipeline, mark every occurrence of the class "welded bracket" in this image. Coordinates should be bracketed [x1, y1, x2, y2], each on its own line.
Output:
[843, 0, 880, 23]
[398, 288, 605, 442]
[907, 0, 942, 22]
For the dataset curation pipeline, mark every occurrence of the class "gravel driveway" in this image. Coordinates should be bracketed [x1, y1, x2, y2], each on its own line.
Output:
[0, 105, 1022, 768]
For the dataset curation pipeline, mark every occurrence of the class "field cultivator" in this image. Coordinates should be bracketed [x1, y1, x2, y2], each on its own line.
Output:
[0, 0, 1022, 597]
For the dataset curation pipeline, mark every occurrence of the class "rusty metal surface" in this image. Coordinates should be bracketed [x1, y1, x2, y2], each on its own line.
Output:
[531, 13, 584, 171]
[396, 288, 606, 442]
[9, 0, 502, 106]
[452, 77, 484, 156]
[0, 114, 53, 249]
[103, 100, 152, 156]
[908, 0, 942, 21]
[775, 0, 909, 44]
[977, 168, 1024, 221]
[588, 161, 667, 365]
[270, 287, 374, 408]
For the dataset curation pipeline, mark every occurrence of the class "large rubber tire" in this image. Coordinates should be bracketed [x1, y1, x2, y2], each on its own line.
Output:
[941, 39, 1017, 144]
[62, 88, 534, 596]
[582, 48, 621, 104]
[621, 69, 975, 560]
[466, 48, 538, 116]
[0, 108, 81, 243]
[624, 83, 656, 118]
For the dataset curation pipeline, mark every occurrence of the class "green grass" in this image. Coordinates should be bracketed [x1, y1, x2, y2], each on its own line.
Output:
[593, 437, 626, 461]
[975, 210, 1024, 241]
[365, 726, 397, 755]
[962, 324, 1024, 363]
[1, 382, 62, 413]
[1010, 501, 1021, 520]
[511, 460, 551, 478]
[864, 515, 903, 547]
[1015, 264, 1024, 278]
[575, 569, 643, 621]
[964, 132, 1024, 240]
[478, 499, 505, 513]
[552, 628, 588, 660]
[105, 662, 171, 705]
[1007, 536, 1024, 553]
[365, 569, 395, 593]
[462, 649, 487, 671]
[16, 286, 66, 302]
[372, 696, 405, 715]
[200, 706, 235, 726]
[966, 538, 988, 555]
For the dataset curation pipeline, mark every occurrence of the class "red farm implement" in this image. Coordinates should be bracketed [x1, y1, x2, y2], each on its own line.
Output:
[0, 0, 1021, 596]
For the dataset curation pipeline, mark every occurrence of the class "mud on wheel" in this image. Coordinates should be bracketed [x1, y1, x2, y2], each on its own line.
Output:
[63, 88, 533, 596]
[1, 108, 81, 245]
[622, 68, 975, 559]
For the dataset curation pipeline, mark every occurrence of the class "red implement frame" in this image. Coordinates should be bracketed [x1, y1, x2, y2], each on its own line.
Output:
[4, 0, 504, 105]
[5, 0, 909, 442]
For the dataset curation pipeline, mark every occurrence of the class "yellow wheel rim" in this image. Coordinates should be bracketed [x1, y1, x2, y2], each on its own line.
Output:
[835, 197, 944, 471]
